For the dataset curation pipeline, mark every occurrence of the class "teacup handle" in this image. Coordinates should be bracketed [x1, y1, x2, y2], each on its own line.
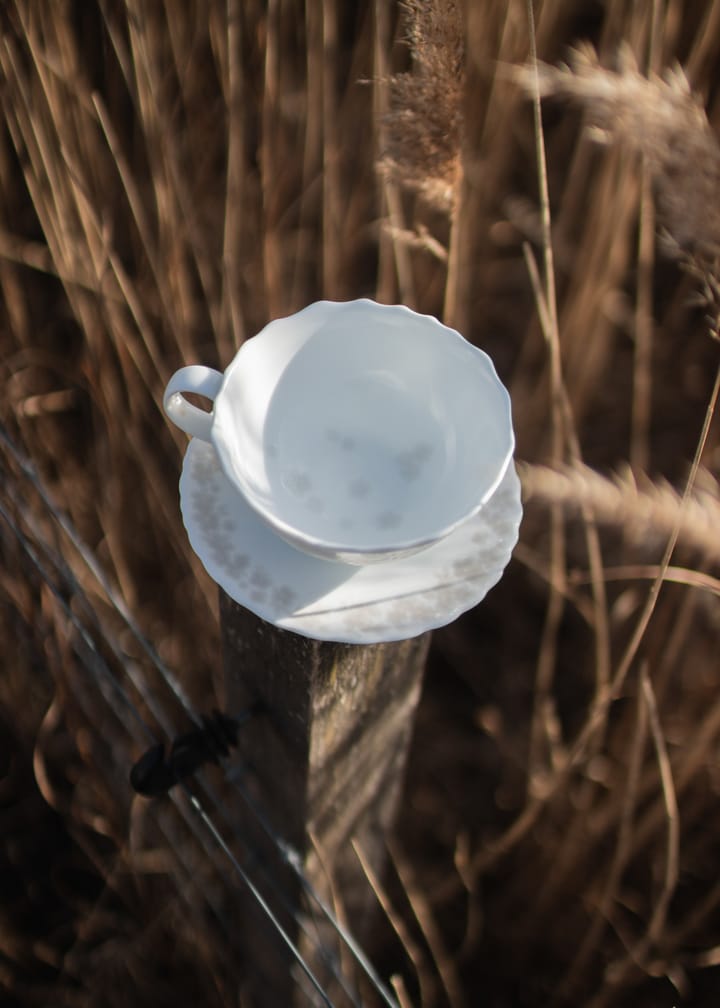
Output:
[163, 366, 224, 441]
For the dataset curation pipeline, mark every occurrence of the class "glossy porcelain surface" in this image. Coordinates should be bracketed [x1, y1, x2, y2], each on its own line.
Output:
[179, 438, 522, 643]
[165, 299, 515, 564]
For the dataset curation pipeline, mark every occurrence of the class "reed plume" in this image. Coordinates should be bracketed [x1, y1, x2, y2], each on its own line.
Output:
[515, 43, 720, 313]
[521, 461, 720, 566]
[380, 0, 464, 212]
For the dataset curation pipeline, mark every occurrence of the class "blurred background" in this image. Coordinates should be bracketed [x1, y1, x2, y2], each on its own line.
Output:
[2, 1, 720, 1005]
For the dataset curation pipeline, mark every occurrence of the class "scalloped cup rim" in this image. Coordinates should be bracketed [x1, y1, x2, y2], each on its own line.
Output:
[212, 299, 515, 564]
[223, 448, 516, 564]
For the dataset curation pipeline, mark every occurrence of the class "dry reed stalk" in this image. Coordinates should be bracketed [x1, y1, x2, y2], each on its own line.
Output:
[219, 0, 246, 353]
[445, 3, 525, 332]
[511, 140, 641, 445]
[380, 0, 463, 214]
[589, 668, 679, 1006]
[124, 1, 202, 341]
[373, 0, 416, 306]
[618, 684, 720, 863]
[99, 6, 203, 360]
[632, 162, 655, 473]
[568, 636, 720, 921]
[1, 0, 229, 625]
[572, 563, 720, 601]
[292, 0, 323, 306]
[4, 11, 166, 398]
[684, 0, 720, 82]
[658, 874, 720, 977]
[321, 0, 342, 299]
[471, 351, 718, 891]
[352, 838, 436, 1007]
[627, 0, 665, 478]
[524, 345, 720, 994]
[522, 247, 612, 676]
[523, 2, 568, 792]
[558, 679, 649, 999]
[390, 975, 416, 1008]
[523, 5, 614, 832]
[135, 0, 223, 342]
[512, 11, 705, 448]
[375, 0, 470, 321]
[387, 837, 468, 1008]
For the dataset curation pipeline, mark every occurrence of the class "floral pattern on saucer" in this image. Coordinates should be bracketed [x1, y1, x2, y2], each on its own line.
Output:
[179, 438, 522, 644]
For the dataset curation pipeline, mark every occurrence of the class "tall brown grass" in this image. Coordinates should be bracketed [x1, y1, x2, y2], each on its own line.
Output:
[3, 1, 720, 1005]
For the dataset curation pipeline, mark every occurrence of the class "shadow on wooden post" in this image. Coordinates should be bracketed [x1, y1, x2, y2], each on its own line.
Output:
[220, 589, 431, 1006]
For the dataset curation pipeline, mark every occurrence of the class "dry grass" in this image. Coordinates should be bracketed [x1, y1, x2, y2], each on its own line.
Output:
[379, 0, 464, 212]
[3, 1, 720, 1005]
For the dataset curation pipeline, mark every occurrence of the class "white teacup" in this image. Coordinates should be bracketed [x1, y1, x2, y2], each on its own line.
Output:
[164, 299, 514, 564]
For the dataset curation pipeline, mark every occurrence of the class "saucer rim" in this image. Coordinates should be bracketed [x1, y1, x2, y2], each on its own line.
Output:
[179, 437, 522, 644]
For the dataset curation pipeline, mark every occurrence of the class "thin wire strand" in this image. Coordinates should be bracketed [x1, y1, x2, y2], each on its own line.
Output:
[196, 775, 364, 1008]
[0, 459, 339, 1006]
[0, 424, 401, 1008]
[0, 423, 196, 718]
[0, 491, 252, 972]
[223, 765, 400, 1008]
[182, 785, 334, 1008]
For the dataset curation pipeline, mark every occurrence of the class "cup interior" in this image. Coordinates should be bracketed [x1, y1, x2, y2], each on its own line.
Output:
[213, 301, 513, 556]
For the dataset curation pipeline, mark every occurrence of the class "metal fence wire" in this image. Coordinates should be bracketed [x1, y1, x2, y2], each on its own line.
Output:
[0, 422, 403, 1008]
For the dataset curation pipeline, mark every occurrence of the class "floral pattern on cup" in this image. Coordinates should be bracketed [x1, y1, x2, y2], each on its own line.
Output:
[165, 299, 515, 565]
[179, 439, 522, 643]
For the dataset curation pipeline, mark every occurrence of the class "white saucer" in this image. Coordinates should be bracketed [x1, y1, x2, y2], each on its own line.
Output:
[179, 438, 522, 644]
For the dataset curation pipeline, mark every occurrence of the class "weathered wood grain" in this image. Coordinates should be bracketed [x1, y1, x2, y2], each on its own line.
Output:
[220, 589, 430, 1006]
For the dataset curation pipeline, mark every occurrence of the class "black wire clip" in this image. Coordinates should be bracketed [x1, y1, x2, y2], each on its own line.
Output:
[130, 708, 255, 797]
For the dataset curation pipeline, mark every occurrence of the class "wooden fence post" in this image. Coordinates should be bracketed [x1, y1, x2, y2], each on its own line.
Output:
[219, 589, 431, 1006]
